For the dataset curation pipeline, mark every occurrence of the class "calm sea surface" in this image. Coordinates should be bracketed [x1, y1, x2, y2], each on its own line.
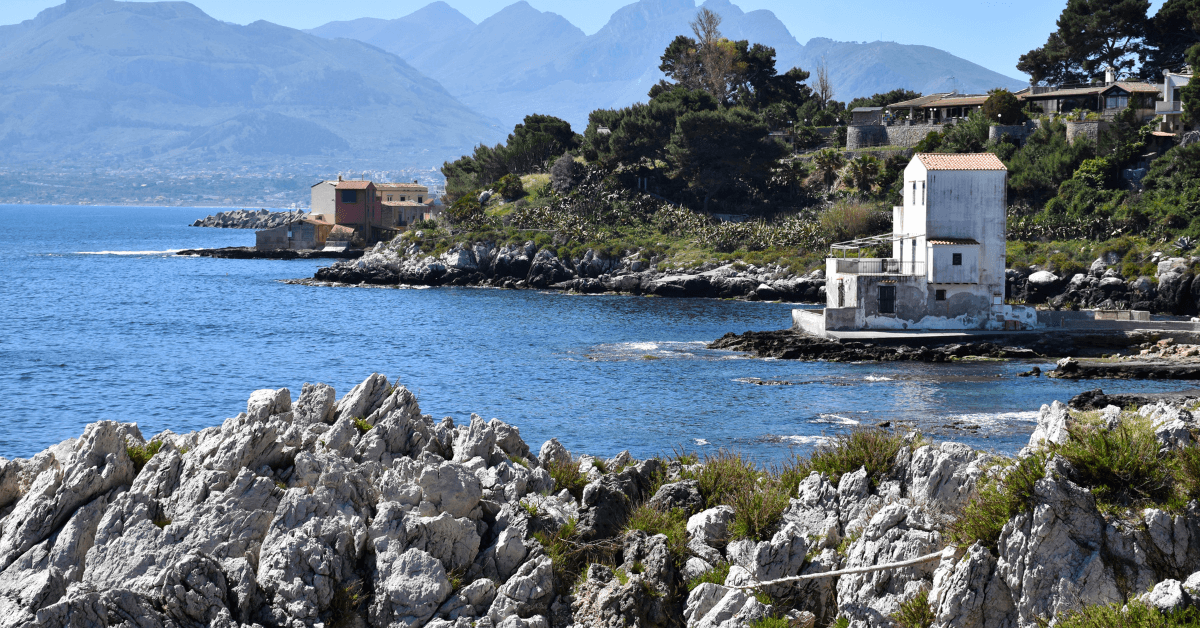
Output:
[2, 204, 1195, 461]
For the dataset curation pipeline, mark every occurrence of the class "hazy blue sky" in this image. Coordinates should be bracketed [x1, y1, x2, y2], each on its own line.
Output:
[0, 0, 1170, 79]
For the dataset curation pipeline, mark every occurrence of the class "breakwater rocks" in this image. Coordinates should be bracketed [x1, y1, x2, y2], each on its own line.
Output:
[709, 329, 1045, 362]
[4, 376, 1200, 627]
[177, 247, 362, 260]
[309, 240, 826, 301]
[1008, 255, 1200, 315]
[192, 209, 309, 229]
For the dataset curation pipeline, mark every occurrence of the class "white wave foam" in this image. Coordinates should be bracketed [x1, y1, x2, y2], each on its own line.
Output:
[694, 438, 710, 446]
[815, 414, 861, 425]
[773, 435, 832, 446]
[77, 250, 181, 255]
[627, 342, 659, 351]
[954, 410, 1040, 426]
[863, 375, 893, 382]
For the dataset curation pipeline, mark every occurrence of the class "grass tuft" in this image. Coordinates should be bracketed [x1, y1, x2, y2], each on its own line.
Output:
[548, 458, 589, 501]
[891, 590, 935, 628]
[152, 518, 171, 528]
[799, 429, 919, 488]
[687, 562, 731, 591]
[624, 505, 688, 559]
[127, 440, 163, 475]
[750, 619, 789, 628]
[352, 417, 373, 434]
[1051, 600, 1200, 627]
[510, 454, 530, 469]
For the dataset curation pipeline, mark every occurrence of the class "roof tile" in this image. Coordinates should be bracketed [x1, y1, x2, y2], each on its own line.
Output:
[916, 153, 1007, 171]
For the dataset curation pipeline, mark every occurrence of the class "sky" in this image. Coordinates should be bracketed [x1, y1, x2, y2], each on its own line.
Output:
[0, 0, 1170, 80]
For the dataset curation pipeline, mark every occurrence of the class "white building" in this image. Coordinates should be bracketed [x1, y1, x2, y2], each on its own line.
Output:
[310, 180, 338, 223]
[797, 153, 1036, 335]
[1158, 67, 1193, 134]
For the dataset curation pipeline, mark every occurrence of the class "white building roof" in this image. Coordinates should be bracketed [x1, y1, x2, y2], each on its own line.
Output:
[916, 153, 1007, 171]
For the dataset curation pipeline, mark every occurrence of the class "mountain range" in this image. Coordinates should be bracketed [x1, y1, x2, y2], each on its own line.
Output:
[309, 0, 1027, 131]
[0, 0, 502, 167]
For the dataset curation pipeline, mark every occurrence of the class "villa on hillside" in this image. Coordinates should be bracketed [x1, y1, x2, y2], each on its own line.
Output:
[795, 153, 1037, 336]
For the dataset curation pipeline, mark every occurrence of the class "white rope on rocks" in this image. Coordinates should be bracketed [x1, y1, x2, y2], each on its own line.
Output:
[729, 549, 948, 589]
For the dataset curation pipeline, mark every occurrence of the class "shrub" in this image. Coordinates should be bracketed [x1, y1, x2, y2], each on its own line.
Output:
[497, 174, 525, 200]
[948, 452, 1046, 549]
[683, 450, 760, 509]
[1052, 417, 1171, 506]
[127, 440, 163, 475]
[819, 202, 887, 243]
[533, 518, 582, 587]
[549, 458, 589, 501]
[352, 417, 373, 434]
[551, 154, 580, 193]
[891, 590, 935, 628]
[728, 477, 793, 542]
[686, 562, 731, 591]
[750, 617, 789, 628]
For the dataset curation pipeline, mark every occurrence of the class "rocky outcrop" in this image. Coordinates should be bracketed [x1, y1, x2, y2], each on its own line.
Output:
[308, 238, 826, 302]
[709, 330, 1050, 361]
[1007, 254, 1200, 315]
[9, 378, 1200, 628]
[191, 209, 309, 229]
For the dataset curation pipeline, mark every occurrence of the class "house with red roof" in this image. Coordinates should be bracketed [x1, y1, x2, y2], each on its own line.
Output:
[800, 153, 1036, 334]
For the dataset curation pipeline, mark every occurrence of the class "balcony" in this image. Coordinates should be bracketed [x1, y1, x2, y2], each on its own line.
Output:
[833, 258, 925, 276]
[1156, 101, 1183, 115]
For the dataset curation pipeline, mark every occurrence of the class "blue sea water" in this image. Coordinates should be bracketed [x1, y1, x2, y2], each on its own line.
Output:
[2, 204, 1195, 462]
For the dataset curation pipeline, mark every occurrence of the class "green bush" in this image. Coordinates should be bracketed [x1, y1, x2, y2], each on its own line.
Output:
[948, 452, 1047, 549]
[1052, 417, 1171, 506]
[127, 440, 163, 475]
[497, 174, 525, 200]
[352, 417, 373, 433]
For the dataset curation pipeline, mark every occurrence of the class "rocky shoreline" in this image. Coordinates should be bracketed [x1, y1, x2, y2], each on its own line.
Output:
[307, 240, 826, 301]
[6, 375, 1200, 628]
[305, 235, 1200, 317]
[192, 209, 309, 229]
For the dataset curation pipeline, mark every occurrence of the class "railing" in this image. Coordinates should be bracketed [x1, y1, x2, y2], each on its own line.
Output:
[1156, 101, 1182, 114]
[834, 258, 925, 276]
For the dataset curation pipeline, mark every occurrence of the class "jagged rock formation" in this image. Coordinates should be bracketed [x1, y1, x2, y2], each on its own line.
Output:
[191, 209, 310, 229]
[310, 239, 827, 302]
[5, 376, 1200, 627]
[1007, 254, 1200, 316]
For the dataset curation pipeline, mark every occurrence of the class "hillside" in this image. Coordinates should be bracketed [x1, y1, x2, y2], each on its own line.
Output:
[0, 0, 503, 167]
[311, 0, 1027, 130]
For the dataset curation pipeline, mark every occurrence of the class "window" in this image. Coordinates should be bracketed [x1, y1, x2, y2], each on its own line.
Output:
[921, 181, 926, 205]
[340, 190, 357, 203]
[952, 253, 962, 266]
[386, 194, 393, 202]
[1105, 94, 1128, 110]
[837, 282, 845, 307]
[911, 181, 916, 204]
[400, 196, 406, 202]
[418, 196, 423, 203]
[935, 289, 946, 301]
[878, 285, 896, 314]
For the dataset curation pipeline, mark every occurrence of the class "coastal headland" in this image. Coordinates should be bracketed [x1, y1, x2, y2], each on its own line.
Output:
[6, 374, 1200, 627]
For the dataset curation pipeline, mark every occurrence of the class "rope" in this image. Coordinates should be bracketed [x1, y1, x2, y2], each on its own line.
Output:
[729, 549, 948, 589]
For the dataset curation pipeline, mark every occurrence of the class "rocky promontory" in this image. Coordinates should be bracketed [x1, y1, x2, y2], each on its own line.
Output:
[192, 209, 309, 229]
[306, 239, 826, 302]
[7, 375, 1200, 627]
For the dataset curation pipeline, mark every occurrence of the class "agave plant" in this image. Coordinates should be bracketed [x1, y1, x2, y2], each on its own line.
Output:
[1175, 236, 1195, 253]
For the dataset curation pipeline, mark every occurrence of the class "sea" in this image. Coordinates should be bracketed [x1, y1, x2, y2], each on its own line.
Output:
[2, 204, 1194, 462]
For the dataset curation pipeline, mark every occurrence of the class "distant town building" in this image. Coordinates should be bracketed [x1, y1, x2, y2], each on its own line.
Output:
[309, 180, 337, 223]
[798, 153, 1036, 335]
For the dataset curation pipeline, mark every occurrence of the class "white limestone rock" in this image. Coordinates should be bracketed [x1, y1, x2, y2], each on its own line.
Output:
[1028, 401, 1070, 448]
[687, 506, 735, 548]
[370, 548, 452, 628]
